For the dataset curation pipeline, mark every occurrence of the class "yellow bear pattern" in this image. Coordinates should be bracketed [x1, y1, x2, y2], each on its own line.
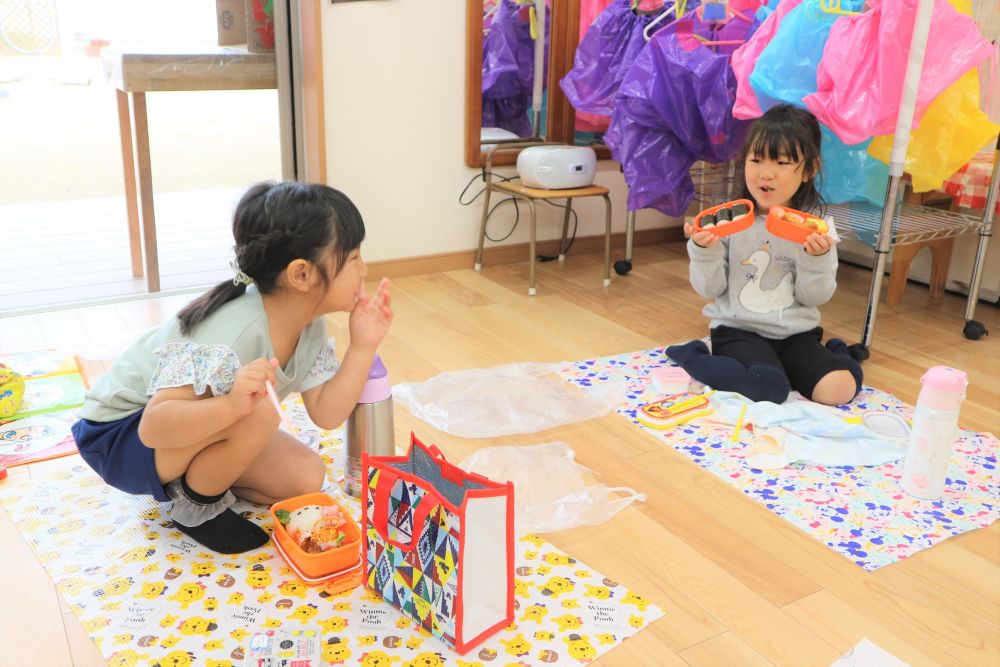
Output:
[0, 442, 661, 667]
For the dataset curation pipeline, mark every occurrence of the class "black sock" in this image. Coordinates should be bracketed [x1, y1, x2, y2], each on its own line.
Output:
[666, 340, 790, 404]
[826, 338, 864, 393]
[171, 476, 269, 554]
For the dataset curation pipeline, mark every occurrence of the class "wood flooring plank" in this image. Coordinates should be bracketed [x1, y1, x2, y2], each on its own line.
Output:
[679, 632, 777, 667]
[784, 590, 940, 667]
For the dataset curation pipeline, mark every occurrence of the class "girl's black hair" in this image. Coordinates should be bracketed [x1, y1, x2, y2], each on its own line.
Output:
[178, 181, 366, 335]
[739, 104, 826, 216]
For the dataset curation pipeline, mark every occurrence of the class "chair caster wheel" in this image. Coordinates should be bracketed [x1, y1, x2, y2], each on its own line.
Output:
[613, 260, 632, 276]
[963, 320, 989, 340]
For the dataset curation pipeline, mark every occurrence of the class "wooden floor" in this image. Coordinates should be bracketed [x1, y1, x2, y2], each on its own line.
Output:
[1, 243, 997, 666]
[0, 188, 241, 314]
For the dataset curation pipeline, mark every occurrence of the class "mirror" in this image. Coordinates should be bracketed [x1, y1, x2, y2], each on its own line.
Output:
[467, 0, 602, 167]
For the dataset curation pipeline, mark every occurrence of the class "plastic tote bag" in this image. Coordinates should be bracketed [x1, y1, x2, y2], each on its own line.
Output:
[803, 0, 994, 146]
[362, 435, 514, 654]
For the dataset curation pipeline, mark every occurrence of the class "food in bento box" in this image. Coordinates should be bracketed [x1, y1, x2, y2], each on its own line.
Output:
[275, 504, 348, 553]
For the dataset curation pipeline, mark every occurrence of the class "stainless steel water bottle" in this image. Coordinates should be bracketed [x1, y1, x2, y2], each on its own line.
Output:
[343, 355, 395, 497]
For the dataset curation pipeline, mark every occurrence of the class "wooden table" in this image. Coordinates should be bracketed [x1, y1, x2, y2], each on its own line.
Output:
[102, 46, 277, 292]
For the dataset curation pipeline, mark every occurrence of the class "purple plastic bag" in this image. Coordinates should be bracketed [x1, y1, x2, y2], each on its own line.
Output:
[482, 0, 537, 136]
[606, 13, 758, 215]
[559, 0, 681, 117]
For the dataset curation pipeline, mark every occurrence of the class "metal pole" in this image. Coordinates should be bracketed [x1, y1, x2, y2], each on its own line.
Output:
[858, 0, 934, 354]
[963, 138, 999, 324]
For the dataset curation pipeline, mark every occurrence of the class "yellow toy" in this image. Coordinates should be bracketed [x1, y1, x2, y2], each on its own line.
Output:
[0, 363, 24, 419]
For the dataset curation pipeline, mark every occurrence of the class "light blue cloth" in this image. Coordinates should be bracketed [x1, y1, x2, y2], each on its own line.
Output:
[709, 391, 906, 468]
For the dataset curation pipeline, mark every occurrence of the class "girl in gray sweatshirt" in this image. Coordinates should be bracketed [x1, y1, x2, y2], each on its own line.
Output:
[667, 105, 862, 406]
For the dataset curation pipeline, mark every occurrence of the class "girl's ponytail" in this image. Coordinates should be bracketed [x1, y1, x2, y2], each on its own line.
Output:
[177, 281, 247, 335]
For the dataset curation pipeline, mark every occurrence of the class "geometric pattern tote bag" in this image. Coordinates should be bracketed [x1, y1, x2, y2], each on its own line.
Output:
[362, 434, 514, 654]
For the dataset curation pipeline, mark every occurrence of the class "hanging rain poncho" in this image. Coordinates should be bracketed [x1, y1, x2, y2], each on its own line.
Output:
[868, 66, 999, 193]
[605, 9, 759, 215]
[817, 127, 889, 206]
[731, 0, 802, 120]
[560, 0, 679, 117]
[748, 0, 838, 112]
[803, 0, 994, 145]
[482, 0, 537, 136]
[866, 0, 1000, 193]
[735, 0, 888, 205]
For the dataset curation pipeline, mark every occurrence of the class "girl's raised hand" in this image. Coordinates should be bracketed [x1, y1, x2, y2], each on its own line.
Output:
[350, 277, 394, 352]
[227, 357, 278, 417]
[803, 233, 834, 256]
[684, 221, 720, 249]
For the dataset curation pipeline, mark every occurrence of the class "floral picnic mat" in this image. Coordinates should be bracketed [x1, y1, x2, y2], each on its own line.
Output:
[561, 348, 999, 571]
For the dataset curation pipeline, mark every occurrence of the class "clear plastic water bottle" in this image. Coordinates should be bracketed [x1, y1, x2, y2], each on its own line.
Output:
[900, 366, 968, 500]
[343, 355, 395, 497]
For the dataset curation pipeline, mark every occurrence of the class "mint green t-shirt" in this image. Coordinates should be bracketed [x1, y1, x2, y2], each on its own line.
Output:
[80, 286, 339, 422]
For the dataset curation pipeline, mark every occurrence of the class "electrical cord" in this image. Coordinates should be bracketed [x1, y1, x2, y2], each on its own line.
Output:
[459, 169, 521, 243]
[459, 169, 581, 256]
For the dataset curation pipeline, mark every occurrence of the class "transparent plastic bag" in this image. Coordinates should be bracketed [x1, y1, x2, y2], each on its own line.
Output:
[459, 441, 646, 534]
[392, 362, 626, 438]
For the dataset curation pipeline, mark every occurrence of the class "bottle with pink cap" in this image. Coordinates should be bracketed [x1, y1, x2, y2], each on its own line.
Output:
[343, 355, 395, 497]
[900, 366, 968, 500]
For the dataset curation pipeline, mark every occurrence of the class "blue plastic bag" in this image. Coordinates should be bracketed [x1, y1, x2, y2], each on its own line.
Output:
[817, 126, 889, 206]
[606, 12, 758, 215]
[560, 0, 686, 116]
[748, 0, 838, 111]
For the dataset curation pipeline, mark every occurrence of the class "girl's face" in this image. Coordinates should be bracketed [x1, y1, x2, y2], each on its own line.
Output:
[319, 246, 368, 313]
[744, 150, 810, 213]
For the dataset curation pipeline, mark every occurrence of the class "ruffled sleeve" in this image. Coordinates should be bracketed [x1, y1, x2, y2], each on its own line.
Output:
[299, 338, 340, 394]
[147, 342, 241, 397]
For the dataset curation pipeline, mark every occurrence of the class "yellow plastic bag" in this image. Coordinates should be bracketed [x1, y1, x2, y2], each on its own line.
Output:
[0, 363, 25, 419]
[868, 66, 999, 193]
[868, 0, 999, 192]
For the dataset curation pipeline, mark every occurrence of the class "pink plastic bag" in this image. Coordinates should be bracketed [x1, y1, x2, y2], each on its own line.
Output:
[730, 0, 802, 120]
[803, 0, 994, 145]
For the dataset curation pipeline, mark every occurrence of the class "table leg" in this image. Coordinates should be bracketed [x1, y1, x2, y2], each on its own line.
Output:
[115, 90, 142, 278]
[527, 198, 537, 296]
[131, 92, 160, 292]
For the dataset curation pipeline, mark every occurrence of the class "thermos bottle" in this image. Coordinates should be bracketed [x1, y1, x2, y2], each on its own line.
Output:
[900, 366, 968, 500]
[343, 355, 395, 497]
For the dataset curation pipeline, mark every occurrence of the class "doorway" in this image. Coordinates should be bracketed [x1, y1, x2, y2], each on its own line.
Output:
[0, 0, 284, 315]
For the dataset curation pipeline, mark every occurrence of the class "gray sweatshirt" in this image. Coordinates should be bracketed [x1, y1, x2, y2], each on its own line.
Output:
[687, 215, 838, 339]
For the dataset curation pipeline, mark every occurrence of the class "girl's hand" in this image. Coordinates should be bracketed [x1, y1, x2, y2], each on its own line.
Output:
[803, 233, 834, 256]
[349, 277, 394, 352]
[685, 221, 719, 249]
[227, 357, 278, 417]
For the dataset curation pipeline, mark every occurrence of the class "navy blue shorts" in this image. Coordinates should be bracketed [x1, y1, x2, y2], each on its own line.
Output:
[71, 409, 170, 502]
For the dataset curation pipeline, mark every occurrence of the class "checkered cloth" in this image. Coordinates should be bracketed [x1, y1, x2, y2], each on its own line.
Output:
[941, 151, 1000, 214]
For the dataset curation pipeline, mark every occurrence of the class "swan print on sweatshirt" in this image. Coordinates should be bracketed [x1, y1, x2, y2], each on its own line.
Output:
[739, 242, 795, 314]
[686, 215, 839, 339]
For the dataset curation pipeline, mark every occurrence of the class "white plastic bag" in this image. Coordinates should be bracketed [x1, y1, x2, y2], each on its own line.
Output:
[392, 362, 626, 438]
[459, 441, 646, 535]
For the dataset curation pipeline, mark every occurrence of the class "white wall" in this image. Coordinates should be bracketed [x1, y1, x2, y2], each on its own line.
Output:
[320, 0, 674, 263]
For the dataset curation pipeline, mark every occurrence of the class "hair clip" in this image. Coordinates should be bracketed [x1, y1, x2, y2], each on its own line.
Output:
[230, 258, 254, 287]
